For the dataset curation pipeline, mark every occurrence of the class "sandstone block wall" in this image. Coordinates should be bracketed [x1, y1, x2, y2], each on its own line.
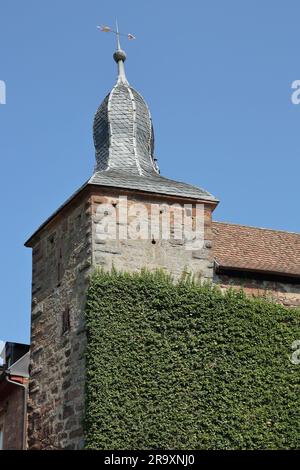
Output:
[27, 194, 92, 449]
[91, 189, 215, 281]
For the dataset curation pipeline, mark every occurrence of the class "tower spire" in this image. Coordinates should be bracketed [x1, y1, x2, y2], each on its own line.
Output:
[97, 22, 136, 85]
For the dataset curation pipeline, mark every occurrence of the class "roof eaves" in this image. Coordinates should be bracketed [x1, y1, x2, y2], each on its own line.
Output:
[215, 262, 300, 280]
[24, 179, 90, 247]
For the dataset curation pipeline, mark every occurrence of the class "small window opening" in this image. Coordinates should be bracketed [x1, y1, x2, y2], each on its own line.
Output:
[62, 306, 70, 334]
[48, 233, 56, 248]
[57, 247, 63, 285]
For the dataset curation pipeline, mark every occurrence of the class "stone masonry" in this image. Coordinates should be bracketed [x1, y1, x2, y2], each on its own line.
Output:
[91, 189, 215, 280]
[27, 192, 91, 450]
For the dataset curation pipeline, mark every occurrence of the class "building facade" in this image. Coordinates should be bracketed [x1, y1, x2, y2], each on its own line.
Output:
[24, 44, 300, 449]
[0, 343, 29, 450]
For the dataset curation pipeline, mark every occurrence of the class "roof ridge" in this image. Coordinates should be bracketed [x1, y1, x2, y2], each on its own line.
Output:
[213, 220, 300, 237]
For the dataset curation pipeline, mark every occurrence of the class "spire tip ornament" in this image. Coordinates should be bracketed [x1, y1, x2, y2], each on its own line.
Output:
[113, 49, 127, 63]
[97, 21, 135, 84]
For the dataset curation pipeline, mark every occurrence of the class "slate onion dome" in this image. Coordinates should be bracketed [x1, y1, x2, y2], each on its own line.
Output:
[93, 41, 159, 176]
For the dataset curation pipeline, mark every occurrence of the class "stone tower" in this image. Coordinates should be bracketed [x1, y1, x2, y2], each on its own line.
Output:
[25, 42, 218, 449]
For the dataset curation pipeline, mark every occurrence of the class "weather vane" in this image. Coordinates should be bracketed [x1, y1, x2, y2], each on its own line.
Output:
[97, 21, 136, 50]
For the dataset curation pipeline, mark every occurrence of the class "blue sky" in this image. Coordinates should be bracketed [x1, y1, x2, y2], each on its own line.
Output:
[0, 0, 300, 344]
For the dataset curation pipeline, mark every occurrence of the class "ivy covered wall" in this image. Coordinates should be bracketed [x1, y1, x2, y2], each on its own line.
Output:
[84, 270, 300, 449]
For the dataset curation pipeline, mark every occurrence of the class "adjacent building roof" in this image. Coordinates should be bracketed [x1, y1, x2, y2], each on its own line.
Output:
[7, 352, 30, 379]
[213, 222, 300, 278]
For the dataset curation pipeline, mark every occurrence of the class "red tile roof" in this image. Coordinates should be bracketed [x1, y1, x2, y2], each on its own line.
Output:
[212, 222, 300, 278]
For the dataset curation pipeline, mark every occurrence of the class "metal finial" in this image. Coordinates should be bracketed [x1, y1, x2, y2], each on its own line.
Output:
[113, 19, 126, 64]
[97, 22, 136, 84]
